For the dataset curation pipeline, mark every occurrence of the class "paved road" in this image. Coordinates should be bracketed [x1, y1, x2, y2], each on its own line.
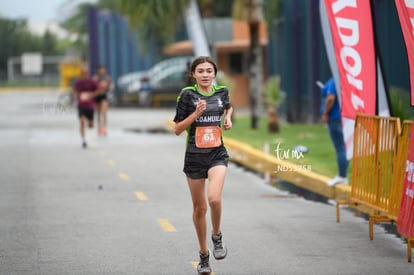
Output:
[1, 90, 413, 275]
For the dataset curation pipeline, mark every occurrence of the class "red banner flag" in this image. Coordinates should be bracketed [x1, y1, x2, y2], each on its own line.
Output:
[395, 0, 414, 106]
[323, 0, 377, 118]
[397, 123, 414, 238]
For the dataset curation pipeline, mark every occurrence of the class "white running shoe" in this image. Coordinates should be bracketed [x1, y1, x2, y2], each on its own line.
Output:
[212, 232, 227, 260]
[328, 176, 348, 186]
[197, 251, 212, 275]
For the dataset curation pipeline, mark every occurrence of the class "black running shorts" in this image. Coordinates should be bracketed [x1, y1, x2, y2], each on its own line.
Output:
[78, 107, 94, 121]
[95, 94, 107, 103]
[183, 146, 229, 179]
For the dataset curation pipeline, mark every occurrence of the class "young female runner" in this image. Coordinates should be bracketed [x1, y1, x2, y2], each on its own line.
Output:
[173, 56, 233, 275]
[93, 64, 113, 136]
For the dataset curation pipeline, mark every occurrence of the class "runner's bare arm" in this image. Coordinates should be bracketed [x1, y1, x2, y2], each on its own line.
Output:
[323, 94, 335, 123]
[223, 106, 233, 130]
[174, 99, 206, 135]
[97, 80, 109, 95]
[94, 86, 104, 96]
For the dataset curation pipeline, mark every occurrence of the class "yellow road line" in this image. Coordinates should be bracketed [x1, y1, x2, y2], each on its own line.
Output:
[157, 218, 176, 232]
[107, 159, 115, 166]
[134, 191, 148, 201]
[191, 262, 215, 274]
[119, 172, 129, 181]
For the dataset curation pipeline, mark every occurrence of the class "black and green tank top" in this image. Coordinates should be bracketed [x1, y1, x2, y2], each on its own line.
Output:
[173, 84, 232, 153]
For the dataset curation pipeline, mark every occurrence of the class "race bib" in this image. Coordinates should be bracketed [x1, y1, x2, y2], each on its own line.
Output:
[79, 92, 91, 102]
[195, 126, 222, 148]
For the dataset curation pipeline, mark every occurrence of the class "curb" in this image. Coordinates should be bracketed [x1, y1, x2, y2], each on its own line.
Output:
[165, 118, 351, 201]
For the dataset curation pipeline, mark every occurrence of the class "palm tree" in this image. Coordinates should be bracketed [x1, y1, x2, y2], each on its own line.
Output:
[244, 0, 263, 129]
[59, 0, 125, 57]
[264, 75, 285, 133]
[117, 0, 188, 54]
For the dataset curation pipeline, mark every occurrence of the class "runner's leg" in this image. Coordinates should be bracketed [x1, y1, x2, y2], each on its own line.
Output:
[187, 177, 208, 253]
[101, 99, 108, 133]
[80, 116, 86, 139]
[96, 101, 102, 133]
[88, 119, 93, 128]
[207, 165, 226, 235]
[80, 115, 88, 148]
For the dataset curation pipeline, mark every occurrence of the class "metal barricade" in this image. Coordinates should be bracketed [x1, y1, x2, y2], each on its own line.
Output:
[376, 120, 413, 262]
[336, 115, 414, 262]
[337, 114, 400, 222]
[387, 121, 413, 220]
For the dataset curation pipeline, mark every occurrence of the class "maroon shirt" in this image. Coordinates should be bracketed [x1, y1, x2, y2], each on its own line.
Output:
[74, 78, 98, 109]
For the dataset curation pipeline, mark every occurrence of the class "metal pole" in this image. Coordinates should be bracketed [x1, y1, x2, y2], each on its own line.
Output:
[7, 58, 14, 82]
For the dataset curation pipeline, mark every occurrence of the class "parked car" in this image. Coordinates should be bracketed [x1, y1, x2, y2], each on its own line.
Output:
[117, 56, 193, 106]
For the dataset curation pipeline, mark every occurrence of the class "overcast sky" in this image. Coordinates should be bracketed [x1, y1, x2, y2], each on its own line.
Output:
[0, 0, 96, 25]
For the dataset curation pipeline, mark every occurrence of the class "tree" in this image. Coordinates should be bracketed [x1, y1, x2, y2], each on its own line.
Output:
[232, 0, 266, 128]
[59, 2, 91, 34]
[59, 0, 280, 125]
[42, 30, 58, 55]
[58, 0, 120, 58]
[59, 2, 90, 57]
[0, 17, 42, 78]
[264, 75, 285, 133]
[0, 14, 69, 81]
[116, 1, 279, 128]
[117, 0, 188, 54]
[245, 0, 263, 129]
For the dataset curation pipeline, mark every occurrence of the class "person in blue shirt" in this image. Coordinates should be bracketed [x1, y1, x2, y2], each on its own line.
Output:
[321, 77, 348, 186]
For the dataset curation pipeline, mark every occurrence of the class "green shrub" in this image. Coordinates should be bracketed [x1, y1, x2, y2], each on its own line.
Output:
[389, 87, 414, 121]
[264, 75, 285, 108]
